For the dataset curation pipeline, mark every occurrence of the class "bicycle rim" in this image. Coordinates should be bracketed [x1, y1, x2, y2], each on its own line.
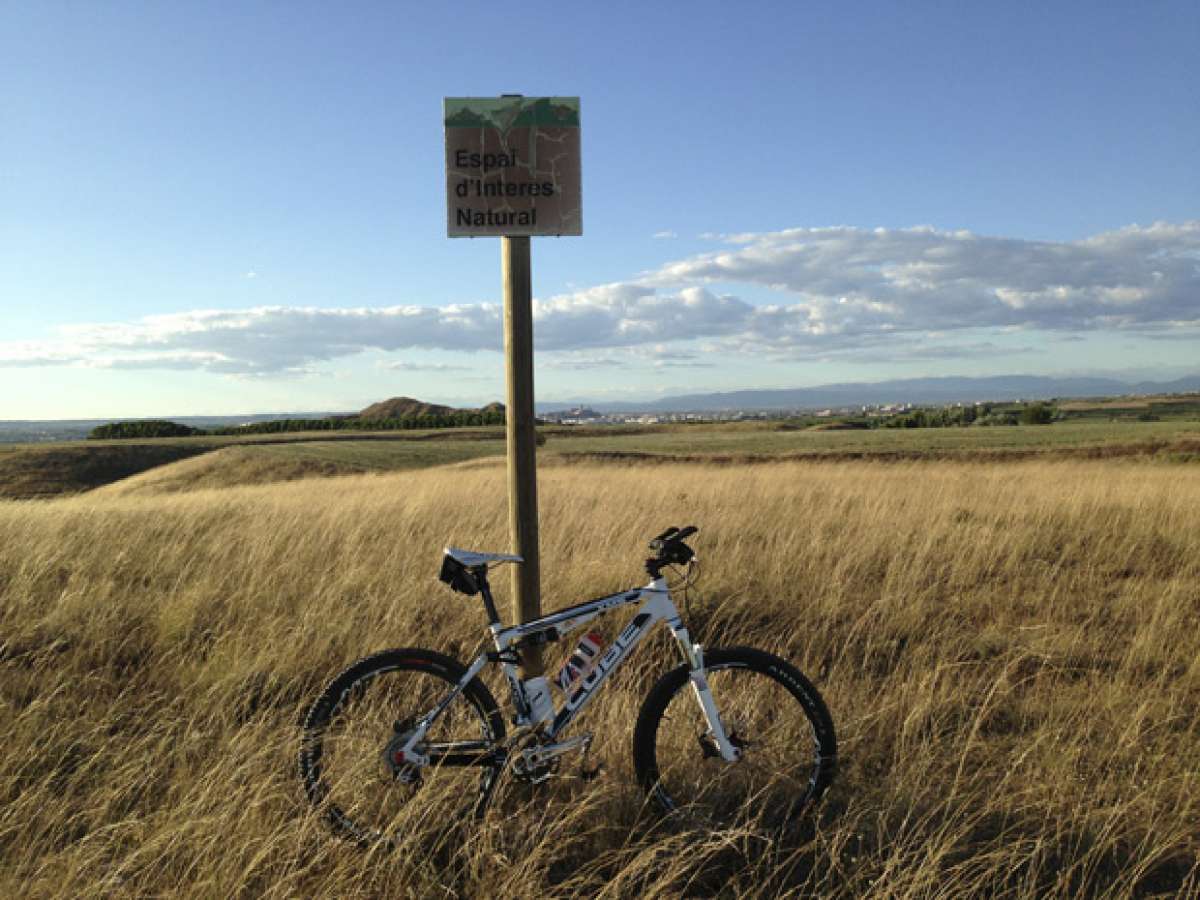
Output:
[300, 655, 501, 847]
[644, 656, 833, 832]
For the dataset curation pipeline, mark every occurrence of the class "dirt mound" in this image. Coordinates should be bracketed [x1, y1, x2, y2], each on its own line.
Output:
[552, 438, 1200, 467]
[0, 444, 209, 499]
[807, 422, 871, 431]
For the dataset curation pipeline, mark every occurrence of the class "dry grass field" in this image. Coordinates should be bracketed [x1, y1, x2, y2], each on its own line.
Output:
[2, 458, 1198, 897]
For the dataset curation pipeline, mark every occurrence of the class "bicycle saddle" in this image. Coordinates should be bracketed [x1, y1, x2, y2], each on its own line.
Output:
[444, 548, 523, 567]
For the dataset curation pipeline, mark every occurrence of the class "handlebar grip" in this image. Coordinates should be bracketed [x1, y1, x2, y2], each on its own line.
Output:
[651, 526, 680, 545]
[644, 524, 699, 575]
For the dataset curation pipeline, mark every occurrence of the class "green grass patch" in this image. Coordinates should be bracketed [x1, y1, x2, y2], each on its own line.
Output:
[246, 438, 507, 472]
[547, 418, 1200, 458]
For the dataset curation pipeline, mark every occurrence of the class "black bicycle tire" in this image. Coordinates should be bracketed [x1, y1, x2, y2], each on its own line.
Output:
[632, 646, 836, 825]
[298, 647, 505, 846]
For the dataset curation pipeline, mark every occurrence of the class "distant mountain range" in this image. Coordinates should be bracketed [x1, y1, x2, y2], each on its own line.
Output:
[538, 374, 1200, 413]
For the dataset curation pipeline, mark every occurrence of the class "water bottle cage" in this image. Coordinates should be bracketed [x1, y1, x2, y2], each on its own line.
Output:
[517, 628, 560, 650]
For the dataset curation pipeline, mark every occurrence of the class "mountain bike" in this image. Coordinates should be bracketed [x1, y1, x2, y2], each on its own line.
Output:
[298, 526, 836, 847]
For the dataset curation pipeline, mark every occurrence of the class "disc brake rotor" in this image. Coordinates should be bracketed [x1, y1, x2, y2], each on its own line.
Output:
[382, 717, 423, 785]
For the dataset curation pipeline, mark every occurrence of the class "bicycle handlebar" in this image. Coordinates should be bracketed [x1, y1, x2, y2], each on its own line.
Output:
[649, 524, 697, 550]
[646, 524, 698, 577]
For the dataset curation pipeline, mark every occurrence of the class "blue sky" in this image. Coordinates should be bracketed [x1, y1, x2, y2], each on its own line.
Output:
[2, 1, 1198, 418]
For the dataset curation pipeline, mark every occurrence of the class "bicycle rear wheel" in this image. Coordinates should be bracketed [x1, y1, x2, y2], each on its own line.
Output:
[632, 646, 836, 832]
[299, 648, 505, 847]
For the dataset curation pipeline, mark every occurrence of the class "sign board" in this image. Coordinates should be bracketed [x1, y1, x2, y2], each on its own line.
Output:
[444, 96, 582, 238]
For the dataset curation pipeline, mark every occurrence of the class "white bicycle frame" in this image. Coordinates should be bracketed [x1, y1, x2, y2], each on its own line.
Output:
[395, 576, 740, 766]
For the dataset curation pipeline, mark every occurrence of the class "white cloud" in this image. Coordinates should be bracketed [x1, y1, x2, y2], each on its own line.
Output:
[6, 305, 507, 374]
[652, 230, 678, 239]
[647, 221, 1200, 347]
[3, 222, 1197, 374]
[541, 344, 718, 371]
[540, 355, 627, 371]
[381, 360, 473, 372]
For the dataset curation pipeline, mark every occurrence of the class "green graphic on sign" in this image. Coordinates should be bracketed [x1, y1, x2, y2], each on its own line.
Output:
[444, 97, 582, 238]
[445, 97, 581, 129]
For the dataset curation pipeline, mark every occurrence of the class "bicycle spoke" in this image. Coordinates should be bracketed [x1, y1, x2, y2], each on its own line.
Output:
[635, 649, 836, 834]
[300, 651, 504, 847]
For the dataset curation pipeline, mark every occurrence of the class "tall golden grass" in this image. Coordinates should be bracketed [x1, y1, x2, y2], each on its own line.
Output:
[1, 459, 1198, 897]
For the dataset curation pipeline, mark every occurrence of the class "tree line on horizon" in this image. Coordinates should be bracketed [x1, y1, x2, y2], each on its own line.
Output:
[882, 402, 1057, 429]
[87, 409, 507, 440]
[85, 403, 1065, 441]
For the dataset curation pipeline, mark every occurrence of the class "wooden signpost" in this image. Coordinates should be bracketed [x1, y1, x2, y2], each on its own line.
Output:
[445, 96, 582, 675]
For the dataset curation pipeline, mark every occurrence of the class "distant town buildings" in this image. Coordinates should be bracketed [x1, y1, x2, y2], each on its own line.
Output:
[540, 407, 759, 425]
[537, 401, 931, 426]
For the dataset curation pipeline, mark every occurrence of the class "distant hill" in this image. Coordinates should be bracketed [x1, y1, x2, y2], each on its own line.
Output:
[0, 444, 210, 499]
[356, 397, 504, 420]
[358, 397, 455, 420]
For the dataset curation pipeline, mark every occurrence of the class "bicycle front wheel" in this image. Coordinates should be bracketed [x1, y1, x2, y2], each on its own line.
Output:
[633, 646, 836, 831]
[299, 648, 505, 848]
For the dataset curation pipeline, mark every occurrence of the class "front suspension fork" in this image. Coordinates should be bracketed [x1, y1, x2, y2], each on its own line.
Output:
[673, 628, 740, 762]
